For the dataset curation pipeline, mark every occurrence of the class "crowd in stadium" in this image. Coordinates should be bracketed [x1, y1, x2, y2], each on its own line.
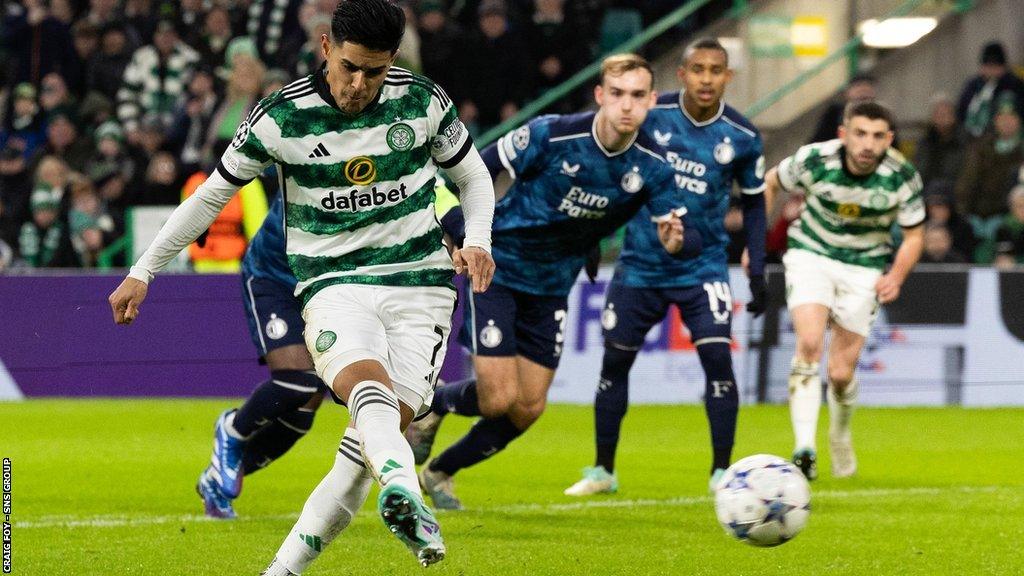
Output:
[1, 0, 1023, 271]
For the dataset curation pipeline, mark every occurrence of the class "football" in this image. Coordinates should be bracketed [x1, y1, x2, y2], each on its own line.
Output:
[714, 454, 811, 547]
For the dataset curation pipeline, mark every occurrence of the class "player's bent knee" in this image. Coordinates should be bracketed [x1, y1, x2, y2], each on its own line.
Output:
[477, 391, 515, 418]
[795, 340, 823, 363]
[828, 367, 855, 388]
[512, 398, 546, 427]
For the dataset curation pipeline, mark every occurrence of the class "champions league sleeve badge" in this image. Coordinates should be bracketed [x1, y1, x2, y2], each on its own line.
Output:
[621, 166, 644, 193]
[714, 137, 736, 164]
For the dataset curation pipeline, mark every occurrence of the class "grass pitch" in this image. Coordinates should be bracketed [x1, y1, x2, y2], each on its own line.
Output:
[3, 400, 1022, 575]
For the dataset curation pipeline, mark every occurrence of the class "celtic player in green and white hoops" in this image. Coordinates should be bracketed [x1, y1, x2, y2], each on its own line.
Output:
[765, 101, 924, 481]
[108, 0, 495, 571]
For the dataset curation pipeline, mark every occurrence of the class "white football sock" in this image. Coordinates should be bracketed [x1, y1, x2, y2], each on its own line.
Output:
[828, 378, 858, 443]
[270, 428, 372, 575]
[349, 381, 421, 494]
[788, 358, 822, 452]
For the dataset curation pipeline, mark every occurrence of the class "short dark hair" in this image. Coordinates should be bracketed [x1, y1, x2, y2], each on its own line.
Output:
[843, 100, 895, 130]
[331, 0, 405, 53]
[683, 38, 729, 66]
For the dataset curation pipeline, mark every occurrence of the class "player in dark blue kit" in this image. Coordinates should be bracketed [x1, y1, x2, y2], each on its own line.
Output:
[195, 192, 329, 519]
[564, 39, 768, 497]
[406, 54, 702, 510]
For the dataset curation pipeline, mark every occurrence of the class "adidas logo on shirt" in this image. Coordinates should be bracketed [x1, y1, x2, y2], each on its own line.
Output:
[308, 143, 330, 158]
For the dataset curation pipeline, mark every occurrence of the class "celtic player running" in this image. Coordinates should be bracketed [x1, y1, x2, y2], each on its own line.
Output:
[108, 0, 495, 571]
[765, 101, 924, 480]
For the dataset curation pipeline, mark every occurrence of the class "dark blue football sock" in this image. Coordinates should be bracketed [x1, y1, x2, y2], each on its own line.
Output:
[594, 345, 638, 473]
[430, 378, 480, 417]
[232, 370, 322, 437]
[428, 415, 522, 476]
[242, 408, 316, 474]
[697, 342, 738, 471]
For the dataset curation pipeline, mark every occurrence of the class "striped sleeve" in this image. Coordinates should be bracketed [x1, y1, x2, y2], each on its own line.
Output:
[897, 168, 926, 228]
[427, 82, 472, 169]
[776, 145, 813, 194]
[216, 101, 277, 186]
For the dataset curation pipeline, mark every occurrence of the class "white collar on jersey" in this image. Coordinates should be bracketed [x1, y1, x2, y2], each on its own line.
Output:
[591, 114, 638, 157]
[678, 91, 725, 127]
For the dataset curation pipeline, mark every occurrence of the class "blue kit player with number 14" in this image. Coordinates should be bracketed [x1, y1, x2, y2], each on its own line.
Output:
[564, 39, 769, 497]
[406, 53, 704, 510]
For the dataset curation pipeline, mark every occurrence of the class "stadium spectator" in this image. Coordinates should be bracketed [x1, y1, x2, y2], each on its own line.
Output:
[462, 0, 530, 130]
[139, 150, 181, 206]
[123, 0, 161, 50]
[48, 0, 75, 26]
[246, 0, 305, 70]
[38, 73, 75, 117]
[70, 20, 102, 96]
[914, 94, 966, 186]
[67, 174, 117, 267]
[116, 19, 200, 141]
[526, 0, 588, 112]
[87, 23, 134, 103]
[417, 1, 469, 106]
[196, 6, 236, 73]
[923, 181, 977, 263]
[290, 13, 333, 77]
[84, 0, 123, 31]
[1, 84, 47, 162]
[957, 41, 1024, 139]
[168, 68, 219, 176]
[19, 157, 74, 267]
[993, 185, 1024, 268]
[87, 120, 137, 208]
[396, 1, 423, 73]
[808, 73, 876, 144]
[36, 107, 92, 172]
[205, 50, 265, 164]
[2, 0, 78, 88]
[0, 137, 35, 245]
[173, 0, 208, 47]
[955, 101, 1024, 221]
[920, 223, 967, 264]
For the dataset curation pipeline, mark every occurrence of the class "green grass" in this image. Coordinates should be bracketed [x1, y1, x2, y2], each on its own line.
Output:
[3, 400, 1023, 575]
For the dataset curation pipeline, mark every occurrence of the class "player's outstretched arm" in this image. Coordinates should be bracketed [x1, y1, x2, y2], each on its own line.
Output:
[442, 137, 496, 294]
[876, 224, 924, 304]
[107, 170, 246, 325]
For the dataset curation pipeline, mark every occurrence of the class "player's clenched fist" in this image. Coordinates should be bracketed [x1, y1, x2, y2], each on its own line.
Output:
[453, 246, 495, 293]
[108, 277, 148, 325]
[656, 216, 685, 254]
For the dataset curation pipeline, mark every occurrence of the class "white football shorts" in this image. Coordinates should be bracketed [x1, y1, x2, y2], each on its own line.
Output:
[783, 248, 882, 337]
[302, 283, 455, 415]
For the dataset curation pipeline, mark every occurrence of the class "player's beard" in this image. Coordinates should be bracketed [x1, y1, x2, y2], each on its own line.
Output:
[847, 149, 883, 174]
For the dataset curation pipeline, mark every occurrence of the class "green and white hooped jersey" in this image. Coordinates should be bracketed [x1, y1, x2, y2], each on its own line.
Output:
[777, 139, 925, 270]
[217, 66, 472, 304]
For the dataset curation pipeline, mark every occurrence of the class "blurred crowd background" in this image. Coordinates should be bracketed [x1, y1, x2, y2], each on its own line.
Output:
[1, 0, 1023, 273]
